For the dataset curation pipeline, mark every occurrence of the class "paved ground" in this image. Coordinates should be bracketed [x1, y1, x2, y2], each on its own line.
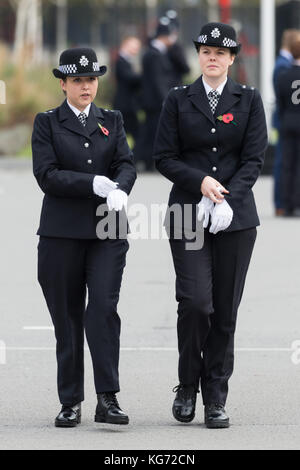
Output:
[0, 158, 300, 450]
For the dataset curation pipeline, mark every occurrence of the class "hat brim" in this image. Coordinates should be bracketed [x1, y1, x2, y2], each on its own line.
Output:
[52, 65, 107, 79]
[193, 41, 241, 55]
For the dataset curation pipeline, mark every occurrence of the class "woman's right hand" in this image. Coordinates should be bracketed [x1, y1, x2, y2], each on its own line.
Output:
[201, 176, 229, 204]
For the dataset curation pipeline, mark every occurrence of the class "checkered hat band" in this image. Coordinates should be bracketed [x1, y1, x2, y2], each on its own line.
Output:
[197, 35, 207, 43]
[222, 37, 237, 47]
[59, 64, 78, 74]
[93, 62, 100, 71]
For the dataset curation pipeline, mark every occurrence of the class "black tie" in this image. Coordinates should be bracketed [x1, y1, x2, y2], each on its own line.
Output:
[78, 112, 87, 127]
[208, 90, 220, 115]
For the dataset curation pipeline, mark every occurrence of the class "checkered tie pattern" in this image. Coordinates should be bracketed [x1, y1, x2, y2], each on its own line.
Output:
[208, 89, 220, 115]
[78, 112, 87, 127]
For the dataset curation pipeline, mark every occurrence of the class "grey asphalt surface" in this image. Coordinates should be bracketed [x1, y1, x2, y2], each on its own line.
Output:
[0, 158, 300, 450]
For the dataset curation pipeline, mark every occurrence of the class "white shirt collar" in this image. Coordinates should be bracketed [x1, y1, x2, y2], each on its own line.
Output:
[202, 76, 228, 97]
[280, 49, 293, 62]
[119, 51, 132, 62]
[151, 39, 167, 54]
[67, 100, 91, 118]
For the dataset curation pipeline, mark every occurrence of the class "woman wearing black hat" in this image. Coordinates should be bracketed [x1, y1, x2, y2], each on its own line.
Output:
[154, 23, 267, 428]
[32, 48, 136, 427]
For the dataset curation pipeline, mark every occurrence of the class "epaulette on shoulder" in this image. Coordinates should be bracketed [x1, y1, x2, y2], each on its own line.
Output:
[240, 84, 256, 91]
[44, 109, 56, 114]
[103, 108, 117, 113]
[172, 85, 190, 91]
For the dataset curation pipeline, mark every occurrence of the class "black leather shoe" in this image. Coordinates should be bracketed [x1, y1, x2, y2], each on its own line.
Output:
[55, 403, 81, 428]
[205, 404, 230, 428]
[95, 393, 129, 425]
[172, 384, 198, 423]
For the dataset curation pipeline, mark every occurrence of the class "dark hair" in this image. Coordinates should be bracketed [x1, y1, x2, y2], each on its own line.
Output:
[198, 44, 236, 57]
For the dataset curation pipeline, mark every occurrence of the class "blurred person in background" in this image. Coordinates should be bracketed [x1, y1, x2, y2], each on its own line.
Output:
[277, 38, 300, 217]
[272, 29, 300, 216]
[32, 47, 136, 428]
[165, 9, 191, 87]
[135, 17, 175, 172]
[113, 36, 142, 143]
[154, 22, 267, 429]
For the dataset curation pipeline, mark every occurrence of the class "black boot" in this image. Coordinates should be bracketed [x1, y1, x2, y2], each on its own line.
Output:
[55, 403, 81, 428]
[205, 404, 230, 429]
[95, 393, 129, 425]
[172, 384, 198, 423]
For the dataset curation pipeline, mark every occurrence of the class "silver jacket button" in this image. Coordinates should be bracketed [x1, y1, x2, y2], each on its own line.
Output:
[212, 147, 217, 152]
[211, 128, 216, 133]
[87, 159, 92, 164]
[84, 142, 89, 148]
[212, 167, 217, 172]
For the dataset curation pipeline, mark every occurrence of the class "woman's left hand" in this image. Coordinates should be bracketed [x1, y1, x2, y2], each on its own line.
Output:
[107, 189, 128, 212]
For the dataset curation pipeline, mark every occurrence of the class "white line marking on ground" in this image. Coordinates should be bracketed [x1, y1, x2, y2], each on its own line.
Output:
[1, 347, 294, 352]
[23, 326, 54, 330]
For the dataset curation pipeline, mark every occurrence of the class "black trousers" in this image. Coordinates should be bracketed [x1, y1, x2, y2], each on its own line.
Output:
[169, 227, 257, 406]
[134, 110, 161, 170]
[122, 111, 140, 142]
[281, 134, 300, 212]
[38, 236, 129, 406]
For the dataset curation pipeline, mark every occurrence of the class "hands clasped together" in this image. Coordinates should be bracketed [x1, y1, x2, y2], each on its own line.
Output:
[198, 176, 233, 234]
[93, 176, 128, 212]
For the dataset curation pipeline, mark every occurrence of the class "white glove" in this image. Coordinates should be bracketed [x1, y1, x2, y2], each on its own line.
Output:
[107, 189, 128, 212]
[209, 199, 233, 234]
[93, 175, 118, 198]
[197, 196, 214, 228]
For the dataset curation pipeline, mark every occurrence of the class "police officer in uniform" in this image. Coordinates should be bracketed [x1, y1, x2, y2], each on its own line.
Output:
[113, 37, 142, 142]
[277, 38, 300, 216]
[165, 10, 190, 87]
[135, 17, 174, 171]
[32, 48, 136, 427]
[154, 23, 267, 428]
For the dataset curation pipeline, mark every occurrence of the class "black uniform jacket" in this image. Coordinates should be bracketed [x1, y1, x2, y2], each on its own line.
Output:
[168, 42, 190, 88]
[32, 100, 136, 239]
[141, 45, 174, 112]
[113, 55, 141, 113]
[277, 65, 300, 136]
[153, 76, 268, 233]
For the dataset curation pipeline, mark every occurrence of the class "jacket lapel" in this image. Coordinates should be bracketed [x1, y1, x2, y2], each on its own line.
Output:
[188, 76, 242, 123]
[188, 76, 215, 125]
[58, 101, 106, 139]
[58, 100, 90, 138]
[85, 102, 105, 137]
[214, 77, 242, 118]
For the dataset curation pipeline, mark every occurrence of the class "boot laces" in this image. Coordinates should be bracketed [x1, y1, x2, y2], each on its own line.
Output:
[103, 393, 120, 408]
[172, 384, 198, 399]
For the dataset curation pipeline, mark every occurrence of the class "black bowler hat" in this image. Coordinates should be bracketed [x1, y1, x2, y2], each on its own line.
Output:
[193, 22, 241, 55]
[53, 47, 107, 79]
[155, 17, 173, 37]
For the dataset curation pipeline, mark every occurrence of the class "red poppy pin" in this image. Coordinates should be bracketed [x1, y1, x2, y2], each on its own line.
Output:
[98, 123, 109, 140]
[217, 113, 237, 126]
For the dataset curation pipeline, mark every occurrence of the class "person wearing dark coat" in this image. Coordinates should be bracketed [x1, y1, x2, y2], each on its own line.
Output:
[277, 39, 300, 216]
[32, 48, 136, 428]
[272, 29, 300, 216]
[154, 23, 267, 429]
[134, 18, 174, 171]
[165, 9, 190, 87]
[113, 37, 142, 141]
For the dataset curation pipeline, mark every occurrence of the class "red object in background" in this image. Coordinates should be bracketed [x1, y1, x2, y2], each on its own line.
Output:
[219, 0, 231, 24]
